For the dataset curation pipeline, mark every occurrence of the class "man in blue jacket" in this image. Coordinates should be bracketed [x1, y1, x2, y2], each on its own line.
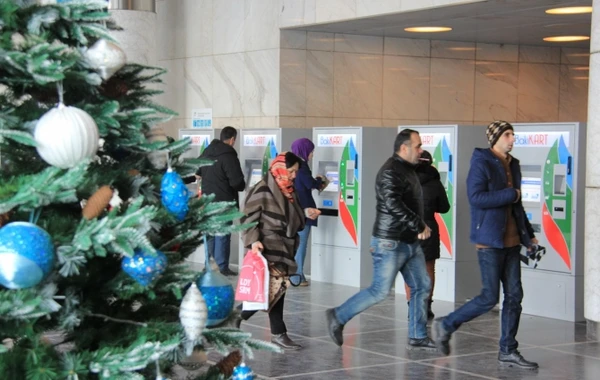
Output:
[433, 121, 539, 369]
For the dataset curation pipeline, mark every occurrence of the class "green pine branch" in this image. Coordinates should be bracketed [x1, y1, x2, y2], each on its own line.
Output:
[56, 197, 157, 277]
[88, 337, 180, 376]
[0, 284, 61, 321]
[0, 160, 88, 214]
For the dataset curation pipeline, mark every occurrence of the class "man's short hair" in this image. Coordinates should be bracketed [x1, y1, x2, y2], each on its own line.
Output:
[220, 126, 237, 141]
[394, 129, 418, 153]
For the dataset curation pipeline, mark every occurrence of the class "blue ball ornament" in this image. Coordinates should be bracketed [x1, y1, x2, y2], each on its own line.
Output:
[0, 222, 55, 289]
[232, 362, 255, 380]
[122, 249, 168, 286]
[196, 269, 234, 327]
[161, 168, 190, 221]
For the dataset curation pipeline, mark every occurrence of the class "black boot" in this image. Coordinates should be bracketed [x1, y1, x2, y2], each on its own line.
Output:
[271, 333, 302, 350]
[427, 300, 435, 320]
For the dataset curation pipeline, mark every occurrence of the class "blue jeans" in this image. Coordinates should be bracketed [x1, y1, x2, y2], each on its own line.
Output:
[442, 246, 523, 354]
[294, 225, 312, 281]
[335, 237, 431, 339]
[207, 234, 232, 272]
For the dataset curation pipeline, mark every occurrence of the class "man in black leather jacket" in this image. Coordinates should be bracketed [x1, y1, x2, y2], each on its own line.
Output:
[326, 129, 436, 351]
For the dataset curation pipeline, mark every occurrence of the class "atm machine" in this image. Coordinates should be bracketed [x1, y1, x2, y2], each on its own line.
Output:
[237, 128, 311, 264]
[512, 122, 585, 321]
[310, 127, 398, 288]
[393, 125, 487, 303]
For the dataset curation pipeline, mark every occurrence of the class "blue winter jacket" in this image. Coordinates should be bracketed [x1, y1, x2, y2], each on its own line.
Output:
[293, 160, 323, 227]
[467, 148, 535, 248]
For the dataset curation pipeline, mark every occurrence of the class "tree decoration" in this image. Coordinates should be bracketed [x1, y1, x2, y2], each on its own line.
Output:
[161, 168, 190, 221]
[197, 236, 234, 326]
[121, 249, 168, 286]
[179, 282, 208, 355]
[0, 222, 55, 289]
[232, 362, 255, 380]
[34, 103, 99, 169]
[85, 39, 126, 80]
[82, 185, 114, 220]
[101, 76, 129, 98]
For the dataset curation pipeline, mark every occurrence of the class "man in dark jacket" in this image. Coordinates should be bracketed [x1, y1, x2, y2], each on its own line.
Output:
[433, 121, 539, 370]
[196, 126, 245, 276]
[325, 129, 436, 351]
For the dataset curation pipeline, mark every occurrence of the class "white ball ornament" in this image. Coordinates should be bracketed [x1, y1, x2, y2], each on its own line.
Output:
[86, 39, 127, 80]
[34, 104, 99, 168]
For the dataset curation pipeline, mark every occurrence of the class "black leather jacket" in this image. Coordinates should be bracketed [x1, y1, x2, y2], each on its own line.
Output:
[372, 155, 426, 243]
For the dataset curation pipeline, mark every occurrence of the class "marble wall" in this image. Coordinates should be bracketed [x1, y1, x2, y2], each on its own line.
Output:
[156, 0, 284, 138]
[155, 0, 589, 138]
[280, 33, 590, 129]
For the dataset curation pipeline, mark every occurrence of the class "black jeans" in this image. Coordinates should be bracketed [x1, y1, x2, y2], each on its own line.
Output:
[239, 292, 286, 335]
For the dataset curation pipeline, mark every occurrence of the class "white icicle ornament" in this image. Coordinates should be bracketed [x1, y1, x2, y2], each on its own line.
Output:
[86, 39, 126, 80]
[179, 282, 208, 354]
[34, 103, 99, 168]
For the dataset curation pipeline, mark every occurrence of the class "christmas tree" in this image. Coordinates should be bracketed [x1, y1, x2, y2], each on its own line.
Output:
[0, 1, 278, 378]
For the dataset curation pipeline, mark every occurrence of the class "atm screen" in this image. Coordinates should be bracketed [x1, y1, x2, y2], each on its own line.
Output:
[244, 159, 263, 190]
[521, 177, 542, 202]
[249, 169, 263, 188]
[323, 171, 339, 192]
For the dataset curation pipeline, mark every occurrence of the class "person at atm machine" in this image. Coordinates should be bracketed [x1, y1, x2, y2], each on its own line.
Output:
[403, 150, 450, 320]
[433, 121, 539, 370]
[195, 127, 245, 277]
[236, 152, 321, 350]
[325, 129, 437, 351]
[290, 138, 328, 287]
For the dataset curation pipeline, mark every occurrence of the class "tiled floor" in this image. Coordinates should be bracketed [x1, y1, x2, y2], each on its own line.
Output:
[228, 281, 599, 379]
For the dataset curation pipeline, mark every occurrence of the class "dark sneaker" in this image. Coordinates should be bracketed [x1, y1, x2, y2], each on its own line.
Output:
[432, 317, 451, 355]
[325, 308, 344, 347]
[498, 351, 539, 370]
[271, 333, 302, 350]
[407, 337, 437, 351]
[220, 268, 238, 276]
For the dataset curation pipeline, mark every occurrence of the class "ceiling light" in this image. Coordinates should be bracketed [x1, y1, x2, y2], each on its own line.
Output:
[572, 67, 589, 71]
[543, 36, 590, 42]
[404, 26, 452, 33]
[545, 6, 592, 14]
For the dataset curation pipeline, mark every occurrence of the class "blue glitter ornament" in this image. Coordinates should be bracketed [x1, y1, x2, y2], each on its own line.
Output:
[196, 236, 234, 326]
[161, 168, 190, 221]
[0, 222, 55, 289]
[122, 249, 167, 286]
[232, 362, 255, 380]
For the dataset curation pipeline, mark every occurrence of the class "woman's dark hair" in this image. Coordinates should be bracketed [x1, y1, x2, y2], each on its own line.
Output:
[284, 151, 302, 168]
[420, 150, 433, 166]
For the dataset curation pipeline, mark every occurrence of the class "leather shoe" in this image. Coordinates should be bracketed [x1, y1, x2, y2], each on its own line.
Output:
[498, 351, 539, 370]
[220, 268, 238, 276]
[325, 308, 344, 346]
[407, 337, 437, 351]
[432, 317, 451, 355]
[271, 333, 302, 350]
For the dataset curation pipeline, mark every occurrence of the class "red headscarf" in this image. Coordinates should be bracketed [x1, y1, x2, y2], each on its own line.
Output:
[269, 153, 294, 202]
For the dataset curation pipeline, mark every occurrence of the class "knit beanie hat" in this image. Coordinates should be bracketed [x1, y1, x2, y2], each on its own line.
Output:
[486, 121, 513, 147]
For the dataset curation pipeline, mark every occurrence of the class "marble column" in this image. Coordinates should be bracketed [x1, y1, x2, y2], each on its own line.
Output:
[586, 0, 600, 339]
[108, 0, 157, 66]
